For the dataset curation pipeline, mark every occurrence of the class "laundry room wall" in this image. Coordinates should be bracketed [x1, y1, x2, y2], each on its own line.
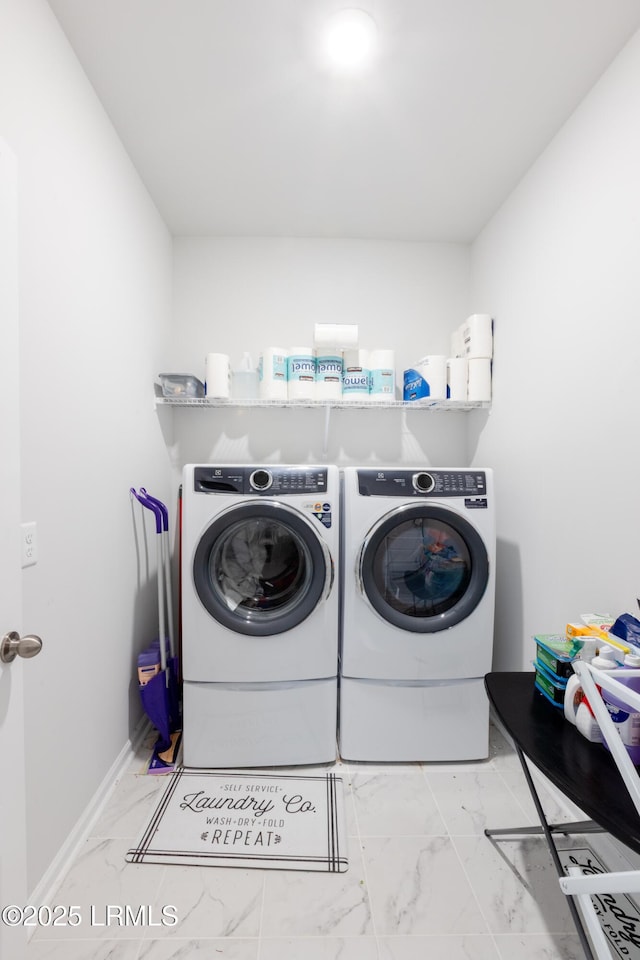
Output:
[0, 0, 173, 892]
[168, 236, 472, 480]
[468, 26, 640, 670]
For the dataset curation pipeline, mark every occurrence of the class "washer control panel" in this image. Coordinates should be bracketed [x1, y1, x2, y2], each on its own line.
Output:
[357, 469, 487, 498]
[194, 466, 328, 495]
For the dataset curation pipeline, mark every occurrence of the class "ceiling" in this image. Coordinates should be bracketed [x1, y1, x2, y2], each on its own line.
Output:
[46, 0, 640, 242]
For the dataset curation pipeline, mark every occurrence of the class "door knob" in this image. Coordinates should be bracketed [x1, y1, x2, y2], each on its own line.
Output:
[1, 631, 43, 663]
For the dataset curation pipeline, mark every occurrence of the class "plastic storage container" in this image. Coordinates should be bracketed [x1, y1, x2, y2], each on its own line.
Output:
[600, 653, 640, 764]
[158, 373, 205, 398]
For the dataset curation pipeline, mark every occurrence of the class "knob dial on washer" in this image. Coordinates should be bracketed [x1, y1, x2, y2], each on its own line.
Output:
[412, 472, 435, 493]
[250, 469, 273, 491]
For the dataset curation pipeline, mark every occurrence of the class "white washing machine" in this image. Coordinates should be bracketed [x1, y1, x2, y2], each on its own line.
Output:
[181, 464, 339, 767]
[339, 466, 495, 762]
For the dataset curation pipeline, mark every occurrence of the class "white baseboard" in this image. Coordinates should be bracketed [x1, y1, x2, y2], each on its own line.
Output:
[27, 717, 151, 928]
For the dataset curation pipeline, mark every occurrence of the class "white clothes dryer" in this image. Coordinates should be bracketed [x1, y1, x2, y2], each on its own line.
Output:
[182, 464, 339, 767]
[339, 466, 495, 762]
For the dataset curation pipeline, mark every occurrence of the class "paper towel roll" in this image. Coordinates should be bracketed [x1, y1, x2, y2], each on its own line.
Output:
[258, 347, 288, 401]
[342, 349, 370, 401]
[314, 323, 358, 350]
[369, 349, 396, 401]
[462, 314, 493, 359]
[205, 353, 231, 399]
[467, 357, 492, 402]
[446, 357, 468, 401]
[287, 347, 316, 401]
[316, 354, 343, 400]
[415, 355, 447, 400]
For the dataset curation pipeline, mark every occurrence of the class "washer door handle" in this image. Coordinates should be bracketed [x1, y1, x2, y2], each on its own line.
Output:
[1, 630, 43, 663]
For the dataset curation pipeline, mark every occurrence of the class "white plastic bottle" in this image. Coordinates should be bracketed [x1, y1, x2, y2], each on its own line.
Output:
[563, 674, 582, 725]
[574, 653, 616, 743]
[576, 701, 604, 742]
[231, 352, 259, 400]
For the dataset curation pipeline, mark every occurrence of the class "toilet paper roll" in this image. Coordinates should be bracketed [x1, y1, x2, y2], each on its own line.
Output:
[314, 323, 358, 350]
[258, 347, 288, 401]
[462, 314, 493, 359]
[446, 357, 468, 401]
[287, 347, 316, 401]
[450, 325, 465, 359]
[204, 352, 231, 399]
[467, 357, 492, 402]
[315, 354, 343, 400]
[415, 355, 447, 400]
[369, 349, 396, 401]
[342, 349, 370, 401]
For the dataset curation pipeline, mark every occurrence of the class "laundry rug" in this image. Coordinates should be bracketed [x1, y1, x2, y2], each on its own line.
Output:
[558, 846, 640, 958]
[126, 768, 348, 872]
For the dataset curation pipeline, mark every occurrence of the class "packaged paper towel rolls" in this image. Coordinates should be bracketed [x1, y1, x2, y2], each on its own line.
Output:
[415, 355, 447, 400]
[342, 349, 370, 401]
[462, 314, 493, 359]
[205, 352, 231, 399]
[258, 347, 288, 401]
[314, 323, 358, 350]
[316, 354, 343, 400]
[467, 357, 492, 402]
[446, 357, 468, 401]
[368, 349, 395, 401]
[287, 347, 316, 401]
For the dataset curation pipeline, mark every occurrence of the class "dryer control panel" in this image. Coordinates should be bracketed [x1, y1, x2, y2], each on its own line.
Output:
[194, 465, 328, 495]
[357, 469, 487, 498]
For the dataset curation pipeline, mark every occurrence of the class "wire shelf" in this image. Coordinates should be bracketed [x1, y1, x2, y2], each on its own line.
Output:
[155, 396, 490, 411]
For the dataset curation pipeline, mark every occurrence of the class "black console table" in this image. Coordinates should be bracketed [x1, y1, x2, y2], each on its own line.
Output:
[484, 671, 640, 960]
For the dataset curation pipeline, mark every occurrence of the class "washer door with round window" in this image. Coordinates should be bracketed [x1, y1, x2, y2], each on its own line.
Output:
[359, 504, 489, 633]
[194, 501, 333, 638]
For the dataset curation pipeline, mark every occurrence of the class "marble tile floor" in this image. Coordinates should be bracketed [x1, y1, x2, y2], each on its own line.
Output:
[27, 722, 598, 960]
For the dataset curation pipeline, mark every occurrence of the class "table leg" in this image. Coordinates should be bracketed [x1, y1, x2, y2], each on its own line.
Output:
[484, 743, 598, 960]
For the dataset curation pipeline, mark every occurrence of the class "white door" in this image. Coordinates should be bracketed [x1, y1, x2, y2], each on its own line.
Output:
[0, 138, 28, 960]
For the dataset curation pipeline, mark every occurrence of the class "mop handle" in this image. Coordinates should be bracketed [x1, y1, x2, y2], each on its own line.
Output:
[139, 489, 175, 660]
[130, 488, 167, 675]
[130, 488, 163, 534]
[139, 489, 168, 532]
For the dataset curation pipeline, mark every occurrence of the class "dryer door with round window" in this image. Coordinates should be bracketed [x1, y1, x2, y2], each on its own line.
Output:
[359, 504, 489, 633]
[193, 501, 332, 636]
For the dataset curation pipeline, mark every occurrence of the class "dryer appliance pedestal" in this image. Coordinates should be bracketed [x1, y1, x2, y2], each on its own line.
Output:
[339, 676, 489, 762]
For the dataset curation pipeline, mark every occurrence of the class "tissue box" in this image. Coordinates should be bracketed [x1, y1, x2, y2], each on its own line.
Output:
[403, 369, 428, 401]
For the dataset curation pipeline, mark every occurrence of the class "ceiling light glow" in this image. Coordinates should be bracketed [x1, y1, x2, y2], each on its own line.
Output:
[322, 9, 378, 71]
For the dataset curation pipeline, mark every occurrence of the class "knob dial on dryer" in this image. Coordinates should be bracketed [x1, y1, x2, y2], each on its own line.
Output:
[412, 472, 435, 493]
[250, 469, 273, 491]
